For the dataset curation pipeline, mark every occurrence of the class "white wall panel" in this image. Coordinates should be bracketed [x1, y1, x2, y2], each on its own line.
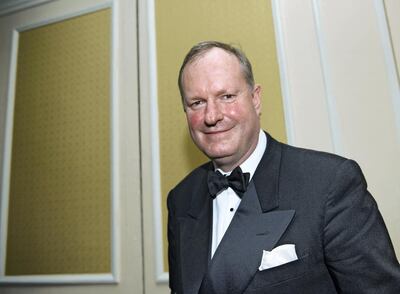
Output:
[278, 0, 399, 255]
[384, 0, 400, 73]
[273, 0, 334, 151]
[381, 0, 400, 142]
[314, 0, 399, 254]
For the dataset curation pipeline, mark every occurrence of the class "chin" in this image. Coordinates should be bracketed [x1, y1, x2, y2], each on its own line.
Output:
[205, 149, 235, 162]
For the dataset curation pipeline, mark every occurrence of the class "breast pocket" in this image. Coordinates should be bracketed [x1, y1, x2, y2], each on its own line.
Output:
[246, 253, 314, 290]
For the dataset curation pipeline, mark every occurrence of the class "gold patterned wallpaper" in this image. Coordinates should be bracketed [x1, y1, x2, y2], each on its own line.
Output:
[6, 8, 111, 275]
[155, 0, 286, 271]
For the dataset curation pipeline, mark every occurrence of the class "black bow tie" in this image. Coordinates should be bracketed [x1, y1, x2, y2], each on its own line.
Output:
[207, 166, 250, 199]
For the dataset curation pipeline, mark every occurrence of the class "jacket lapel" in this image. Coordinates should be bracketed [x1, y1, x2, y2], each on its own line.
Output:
[179, 165, 213, 294]
[253, 132, 282, 213]
[199, 182, 295, 294]
[199, 133, 295, 294]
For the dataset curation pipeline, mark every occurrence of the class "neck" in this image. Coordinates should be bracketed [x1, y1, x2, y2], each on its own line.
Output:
[212, 133, 260, 173]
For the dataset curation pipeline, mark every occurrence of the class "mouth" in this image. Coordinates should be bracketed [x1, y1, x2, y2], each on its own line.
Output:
[203, 126, 233, 136]
[205, 130, 227, 135]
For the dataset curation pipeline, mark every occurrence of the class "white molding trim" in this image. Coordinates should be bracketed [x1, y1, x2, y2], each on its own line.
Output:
[110, 0, 121, 284]
[0, 0, 55, 17]
[0, 273, 116, 284]
[0, 0, 119, 284]
[373, 0, 400, 144]
[271, 0, 295, 145]
[0, 29, 19, 279]
[15, 2, 112, 32]
[311, 0, 343, 155]
[146, 0, 169, 284]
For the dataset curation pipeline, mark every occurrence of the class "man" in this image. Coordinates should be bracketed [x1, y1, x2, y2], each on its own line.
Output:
[167, 41, 400, 294]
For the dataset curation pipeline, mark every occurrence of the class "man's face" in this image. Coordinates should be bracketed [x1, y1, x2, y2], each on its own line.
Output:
[181, 48, 261, 171]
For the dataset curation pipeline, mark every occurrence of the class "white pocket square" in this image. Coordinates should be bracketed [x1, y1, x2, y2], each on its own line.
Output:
[258, 244, 298, 271]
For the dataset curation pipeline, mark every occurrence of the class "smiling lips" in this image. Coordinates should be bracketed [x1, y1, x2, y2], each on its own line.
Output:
[204, 128, 231, 136]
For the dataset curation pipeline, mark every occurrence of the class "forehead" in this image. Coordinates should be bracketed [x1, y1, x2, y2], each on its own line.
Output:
[182, 48, 244, 90]
[185, 48, 240, 74]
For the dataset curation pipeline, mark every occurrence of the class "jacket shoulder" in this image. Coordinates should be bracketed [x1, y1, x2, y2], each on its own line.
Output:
[278, 140, 349, 171]
[167, 161, 211, 211]
[171, 161, 211, 192]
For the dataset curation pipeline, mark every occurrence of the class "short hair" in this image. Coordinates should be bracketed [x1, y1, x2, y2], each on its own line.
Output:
[178, 41, 255, 105]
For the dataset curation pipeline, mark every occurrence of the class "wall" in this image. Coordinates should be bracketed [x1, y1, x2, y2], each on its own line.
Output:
[0, 0, 143, 293]
[0, 0, 398, 293]
[273, 0, 399, 256]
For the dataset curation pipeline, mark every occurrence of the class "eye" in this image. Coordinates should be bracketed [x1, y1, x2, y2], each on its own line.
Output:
[222, 94, 235, 100]
[188, 100, 205, 109]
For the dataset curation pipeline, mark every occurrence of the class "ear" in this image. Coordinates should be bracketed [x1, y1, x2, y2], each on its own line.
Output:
[252, 84, 262, 116]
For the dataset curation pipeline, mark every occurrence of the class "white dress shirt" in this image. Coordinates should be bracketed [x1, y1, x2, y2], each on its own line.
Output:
[211, 130, 267, 257]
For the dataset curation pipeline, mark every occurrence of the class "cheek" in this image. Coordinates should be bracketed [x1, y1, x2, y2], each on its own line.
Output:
[186, 112, 203, 129]
[224, 104, 247, 122]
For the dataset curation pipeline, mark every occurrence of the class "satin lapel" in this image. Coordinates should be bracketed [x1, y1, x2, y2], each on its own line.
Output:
[199, 181, 295, 294]
[253, 132, 282, 212]
[180, 169, 213, 294]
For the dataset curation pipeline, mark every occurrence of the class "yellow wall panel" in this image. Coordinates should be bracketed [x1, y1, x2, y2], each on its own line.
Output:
[156, 0, 286, 271]
[6, 8, 111, 275]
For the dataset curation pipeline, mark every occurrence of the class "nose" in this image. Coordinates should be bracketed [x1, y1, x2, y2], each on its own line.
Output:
[204, 99, 223, 126]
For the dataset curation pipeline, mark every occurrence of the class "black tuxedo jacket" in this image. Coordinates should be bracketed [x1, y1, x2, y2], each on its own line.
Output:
[167, 133, 400, 293]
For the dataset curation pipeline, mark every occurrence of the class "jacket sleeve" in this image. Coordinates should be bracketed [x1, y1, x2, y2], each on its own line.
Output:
[323, 159, 400, 293]
[167, 190, 178, 294]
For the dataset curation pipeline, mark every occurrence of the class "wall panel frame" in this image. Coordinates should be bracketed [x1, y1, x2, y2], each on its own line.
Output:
[139, 1, 289, 292]
[0, 0, 120, 284]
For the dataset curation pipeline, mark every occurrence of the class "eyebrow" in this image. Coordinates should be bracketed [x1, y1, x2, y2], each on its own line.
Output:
[185, 88, 240, 101]
[217, 88, 243, 96]
[214, 89, 229, 96]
